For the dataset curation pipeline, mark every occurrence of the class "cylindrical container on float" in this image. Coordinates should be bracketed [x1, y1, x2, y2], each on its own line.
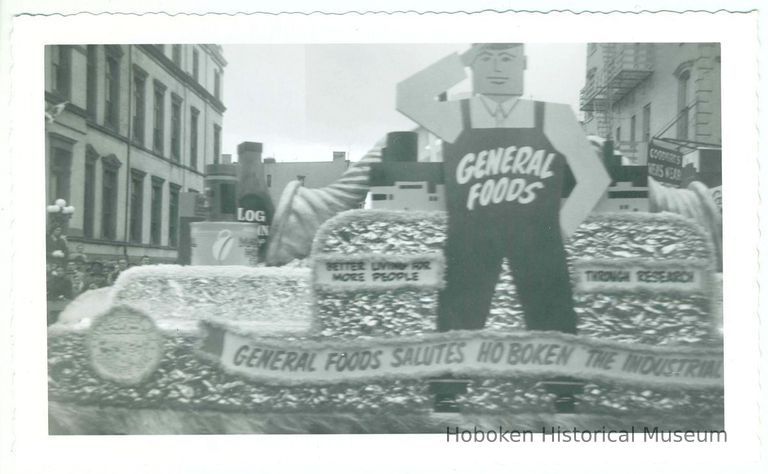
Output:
[236, 142, 274, 255]
[383, 131, 418, 163]
[190, 221, 261, 266]
[204, 164, 239, 221]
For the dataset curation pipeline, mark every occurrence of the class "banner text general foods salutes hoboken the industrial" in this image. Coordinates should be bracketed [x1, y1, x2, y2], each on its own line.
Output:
[200, 323, 723, 389]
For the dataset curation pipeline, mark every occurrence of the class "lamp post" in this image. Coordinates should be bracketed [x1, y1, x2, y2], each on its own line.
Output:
[47, 198, 76, 232]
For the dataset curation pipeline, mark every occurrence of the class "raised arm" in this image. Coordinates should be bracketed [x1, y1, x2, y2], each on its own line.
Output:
[396, 53, 465, 144]
[543, 102, 611, 239]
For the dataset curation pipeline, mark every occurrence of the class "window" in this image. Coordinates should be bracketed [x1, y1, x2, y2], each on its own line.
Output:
[192, 49, 200, 81]
[150, 177, 164, 245]
[104, 48, 122, 130]
[51, 46, 71, 99]
[168, 184, 180, 247]
[190, 107, 199, 170]
[630, 115, 636, 142]
[642, 103, 651, 142]
[615, 126, 621, 141]
[129, 169, 145, 243]
[83, 147, 98, 238]
[172, 45, 182, 66]
[153, 81, 166, 154]
[132, 69, 147, 145]
[101, 156, 120, 240]
[171, 95, 182, 161]
[86, 46, 97, 118]
[213, 124, 221, 164]
[266, 174, 272, 187]
[214, 69, 221, 99]
[677, 70, 691, 140]
[49, 135, 73, 203]
[371, 194, 388, 201]
[398, 184, 423, 190]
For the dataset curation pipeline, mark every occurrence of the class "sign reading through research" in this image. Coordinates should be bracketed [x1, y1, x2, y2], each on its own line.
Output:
[313, 254, 444, 291]
[572, 259, 712, 294]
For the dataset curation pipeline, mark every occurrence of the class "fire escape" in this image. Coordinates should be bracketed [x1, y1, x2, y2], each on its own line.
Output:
[580, 44, 655, 162]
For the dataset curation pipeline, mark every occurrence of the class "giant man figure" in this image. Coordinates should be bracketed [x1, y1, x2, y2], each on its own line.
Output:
[397, 44, 611, 334]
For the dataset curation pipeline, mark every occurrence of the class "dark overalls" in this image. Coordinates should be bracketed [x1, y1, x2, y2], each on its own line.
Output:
[438, 100, 577, 334]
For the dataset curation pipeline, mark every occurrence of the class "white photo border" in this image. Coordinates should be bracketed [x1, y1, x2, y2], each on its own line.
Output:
[5, 10, 763, 474]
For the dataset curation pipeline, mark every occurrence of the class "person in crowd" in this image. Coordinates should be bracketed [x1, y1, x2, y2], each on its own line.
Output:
[46, 260, 72, 301]
[46, 226, 69, 261]
[108, 257, 129, 285]
[84, 260, 108, 290]
[69, 243, 88, 264]
[140, 255, 151, 266]
[67, 259, 86, 296]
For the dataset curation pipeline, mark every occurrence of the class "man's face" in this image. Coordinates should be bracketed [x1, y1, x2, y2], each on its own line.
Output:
[471, 46, 525, 97]
[66, 262, 76, 273]
[118, 259, 127, 269]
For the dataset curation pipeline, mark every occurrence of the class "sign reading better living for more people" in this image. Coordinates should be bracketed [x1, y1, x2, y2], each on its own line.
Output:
[198, 322, 723, 390]
[314, 254, 444, 290]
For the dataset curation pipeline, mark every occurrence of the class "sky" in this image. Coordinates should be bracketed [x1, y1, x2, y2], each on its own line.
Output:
[221, 43, 587, 163]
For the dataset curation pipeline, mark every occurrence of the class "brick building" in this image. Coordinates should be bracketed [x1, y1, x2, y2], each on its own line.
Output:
[580, 43, 721, 181]
[44, 44, 226, 262]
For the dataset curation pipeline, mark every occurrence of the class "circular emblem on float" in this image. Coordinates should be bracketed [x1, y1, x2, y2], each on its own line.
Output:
[87, 305, 164, 386]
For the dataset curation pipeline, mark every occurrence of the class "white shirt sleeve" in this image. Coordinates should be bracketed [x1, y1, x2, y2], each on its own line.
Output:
[396, 53, 466, 144]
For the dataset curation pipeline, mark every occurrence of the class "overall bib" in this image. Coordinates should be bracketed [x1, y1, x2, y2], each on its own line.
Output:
[438, 100, 577, 334]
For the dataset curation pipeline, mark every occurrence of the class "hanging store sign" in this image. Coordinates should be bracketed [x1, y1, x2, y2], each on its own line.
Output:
[647, 140, 684, 187]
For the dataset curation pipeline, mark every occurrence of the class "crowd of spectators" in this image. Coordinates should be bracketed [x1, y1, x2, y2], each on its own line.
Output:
[46, 226, 153, 301]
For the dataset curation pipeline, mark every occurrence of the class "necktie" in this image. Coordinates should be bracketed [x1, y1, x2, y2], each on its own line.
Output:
[495, 104, 504, 126]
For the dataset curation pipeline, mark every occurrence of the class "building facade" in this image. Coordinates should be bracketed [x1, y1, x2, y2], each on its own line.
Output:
[580, 43, 721, 169]
[261, 153, 350, 205]
[45, 44, 226, 262]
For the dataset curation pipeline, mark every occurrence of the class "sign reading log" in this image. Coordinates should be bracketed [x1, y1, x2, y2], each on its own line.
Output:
[197, 321, 723, 390]
[572, 259, 712, 294]
[314, 253, 444, 291]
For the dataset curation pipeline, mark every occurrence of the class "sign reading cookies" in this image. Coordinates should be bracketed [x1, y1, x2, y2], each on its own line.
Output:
[313, 253, 444, 291]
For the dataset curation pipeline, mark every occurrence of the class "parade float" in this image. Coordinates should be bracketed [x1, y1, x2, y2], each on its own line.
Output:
[47, 44, 723, 435]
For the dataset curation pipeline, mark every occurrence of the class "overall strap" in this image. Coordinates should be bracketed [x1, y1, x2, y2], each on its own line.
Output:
[534, 101, 545, 130]
[460, 99, 472, 129]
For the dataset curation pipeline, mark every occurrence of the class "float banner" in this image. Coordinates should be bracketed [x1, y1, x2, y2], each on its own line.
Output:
[648, 140, 683, 187]
[197, 321, 723, 390]
[313, 253, 444, 291]
[572, 258, 712, 294]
